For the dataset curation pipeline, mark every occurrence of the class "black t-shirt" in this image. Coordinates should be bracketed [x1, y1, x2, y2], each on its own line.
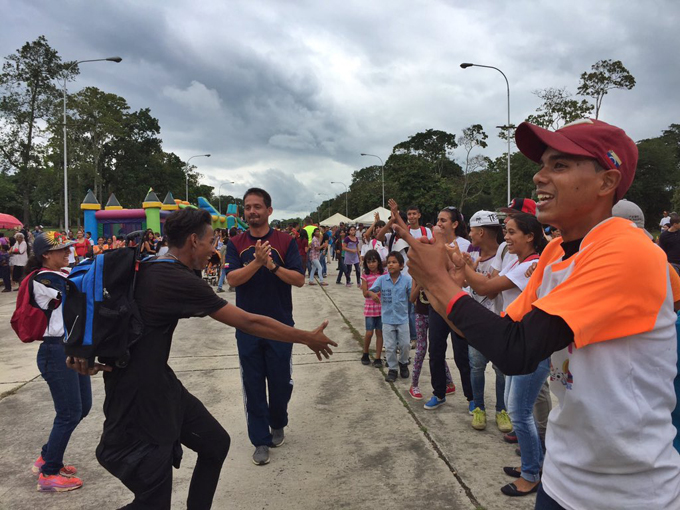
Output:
[660, 230, 680, 264]
[100, 259, 227, 445]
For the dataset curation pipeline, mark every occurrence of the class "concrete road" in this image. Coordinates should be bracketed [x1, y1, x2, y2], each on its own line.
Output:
[0, 267, 538, 510]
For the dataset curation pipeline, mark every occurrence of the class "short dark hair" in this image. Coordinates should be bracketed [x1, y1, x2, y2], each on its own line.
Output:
[670, 214, 680, 226]
[164, 208, 212, 248]
[243, 188, 272, 208]
[387, 251, 404, 266]
[407, 205, 420, 213]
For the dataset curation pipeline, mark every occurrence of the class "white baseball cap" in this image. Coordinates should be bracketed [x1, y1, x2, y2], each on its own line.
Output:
[469, 210, 501, 228]
[612, 199, 652, 240]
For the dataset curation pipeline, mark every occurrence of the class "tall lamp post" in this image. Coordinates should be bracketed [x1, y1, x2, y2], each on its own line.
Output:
[460, 62, 511, 204]
[217, 181, 235, 215]
[63, 56, 122, 232]
[318, 193, 331, 220]
[185, 154, 211, 201]
[330, 181, 349, 218]
[360, 153, 385, 208]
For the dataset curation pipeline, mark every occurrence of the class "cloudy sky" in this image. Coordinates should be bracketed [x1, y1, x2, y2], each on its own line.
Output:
[2, 0, 678, 219]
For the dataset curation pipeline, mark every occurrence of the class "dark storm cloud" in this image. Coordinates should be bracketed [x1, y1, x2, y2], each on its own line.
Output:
[2, 0, 679, 218]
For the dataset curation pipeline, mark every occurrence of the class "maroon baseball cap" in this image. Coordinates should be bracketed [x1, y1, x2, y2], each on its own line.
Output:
[515, 118, 638, 202]
[499, 198, 536, 215]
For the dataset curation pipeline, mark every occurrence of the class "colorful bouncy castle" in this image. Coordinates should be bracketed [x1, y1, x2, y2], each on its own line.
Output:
[81, 189, 246, 238]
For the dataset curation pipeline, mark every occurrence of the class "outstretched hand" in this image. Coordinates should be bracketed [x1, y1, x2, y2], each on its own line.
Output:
[304, 320, 337, 361]
[392, 222, 463, 318]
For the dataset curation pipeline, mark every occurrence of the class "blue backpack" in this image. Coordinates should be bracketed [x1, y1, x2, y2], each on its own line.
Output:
[62, 245, 174, 368]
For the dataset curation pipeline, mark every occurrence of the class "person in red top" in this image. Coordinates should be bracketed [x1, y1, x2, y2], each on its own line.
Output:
[73, 232, 90, 262]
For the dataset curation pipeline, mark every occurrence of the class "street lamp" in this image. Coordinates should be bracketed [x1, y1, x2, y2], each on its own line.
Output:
[218, 181, 235, 215]
[360, 153, 385, 208]
[460, 62, 512, 204]
[185, 154, 211, 201]
[63, 56, 122, 232]
[318, 193, 331, 219]
[330, 181, 348, 218]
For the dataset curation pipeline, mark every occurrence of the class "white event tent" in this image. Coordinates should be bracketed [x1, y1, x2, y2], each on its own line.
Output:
[319, 212, 352, 226]
[352, 206, 392, 225]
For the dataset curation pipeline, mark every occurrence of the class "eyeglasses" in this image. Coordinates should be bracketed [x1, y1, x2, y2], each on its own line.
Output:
[443, 206, 458, 212]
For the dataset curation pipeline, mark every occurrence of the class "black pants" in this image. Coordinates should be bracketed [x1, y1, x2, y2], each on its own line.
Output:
[535, 484, 565, 509]
[97, 391, 230, 510]
[336, 258, 348, 283]
[344, 262, 360, 284]
[0, 266, 10, 290]
[428, 307, 473, 400]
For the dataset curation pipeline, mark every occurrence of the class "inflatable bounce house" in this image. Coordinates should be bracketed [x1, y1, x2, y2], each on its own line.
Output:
[81, 189, 247, 239]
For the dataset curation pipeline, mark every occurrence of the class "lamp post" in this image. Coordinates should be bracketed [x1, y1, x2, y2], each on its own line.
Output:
[217, 181, 235, 215]
[63, 56, 122, 232]
[318, 193, 331, 220]
[460, 62, 511, 204]
[360, 153, 385, 208]
[185, 154, 211, 202]
[330, 181, 349, 218]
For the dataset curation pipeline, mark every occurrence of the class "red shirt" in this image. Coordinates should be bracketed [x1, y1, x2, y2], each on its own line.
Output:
[74, 239, 90, 257]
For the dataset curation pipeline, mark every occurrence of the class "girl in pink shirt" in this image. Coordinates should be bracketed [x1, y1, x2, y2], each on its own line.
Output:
[360, 250, 386, 366]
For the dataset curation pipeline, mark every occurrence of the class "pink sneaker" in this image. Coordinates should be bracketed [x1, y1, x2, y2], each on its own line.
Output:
[32, 455, 77, 477]
[446, 382, 456, 395]
[37, 473, 83, 492]
[409, 386, 423, 400]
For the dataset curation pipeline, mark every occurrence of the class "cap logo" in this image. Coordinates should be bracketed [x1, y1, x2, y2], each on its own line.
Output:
[607, 150, 622, 169]
[508, 199, 516, 208]
[562, 118, 594, 129]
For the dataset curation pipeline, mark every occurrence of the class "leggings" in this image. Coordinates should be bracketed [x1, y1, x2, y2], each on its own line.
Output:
[344, 262, 360, 284]
[412, 313, 452, 388]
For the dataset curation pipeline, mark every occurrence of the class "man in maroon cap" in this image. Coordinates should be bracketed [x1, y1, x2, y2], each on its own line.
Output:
[396, 119, 680, 508]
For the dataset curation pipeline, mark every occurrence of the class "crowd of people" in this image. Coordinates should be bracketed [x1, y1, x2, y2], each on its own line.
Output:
[7, 117, 680, 509]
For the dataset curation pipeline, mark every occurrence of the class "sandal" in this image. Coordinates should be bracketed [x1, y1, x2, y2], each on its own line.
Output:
[500, 482, 539, 497]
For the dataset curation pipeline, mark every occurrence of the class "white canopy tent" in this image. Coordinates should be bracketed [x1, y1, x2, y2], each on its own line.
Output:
[352, 206, 392, 225]
[319, 212, 352, 226]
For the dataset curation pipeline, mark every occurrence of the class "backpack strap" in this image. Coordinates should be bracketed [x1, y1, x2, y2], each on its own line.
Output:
[420, 226, 427, 237]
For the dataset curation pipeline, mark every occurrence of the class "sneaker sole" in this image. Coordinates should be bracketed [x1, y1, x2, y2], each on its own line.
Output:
[424, 403, 445, 410]
[37, 483, 82, 492]
[252, 457, 270, 466]
[471, 424, 487, 430]
[32, 466, 76, 477]
[409, 392, 423, 400]
[271, 438, 285, 448]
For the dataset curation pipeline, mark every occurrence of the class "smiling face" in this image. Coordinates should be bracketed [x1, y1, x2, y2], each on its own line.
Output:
[533, 147, 620, 240]
[504, 219, 534, 255]
[348, 226, 356, 236]
[469, 226, 484, 247]
[244, 193, 272, 228]
[407, 209, 421, 227]
[42, 247, 70, 270]
[436, 210, 458, 237]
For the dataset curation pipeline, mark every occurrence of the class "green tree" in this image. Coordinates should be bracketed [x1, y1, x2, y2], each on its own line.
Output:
[577, 59, 635, 119]
[0, 35, 77, 224]
[392, 128, 459, 178]
[525, 88, 594, 130]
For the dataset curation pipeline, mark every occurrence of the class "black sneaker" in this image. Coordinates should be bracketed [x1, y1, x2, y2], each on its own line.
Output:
[361, 353, 370, 365]
[399, 362, 410, 378]
[372, 359, 383, 368]
[385, 370, 398, 383]
[216, 288, 225, 293]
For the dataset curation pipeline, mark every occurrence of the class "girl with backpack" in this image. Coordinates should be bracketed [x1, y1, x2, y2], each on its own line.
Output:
[16, 232, 92, 492]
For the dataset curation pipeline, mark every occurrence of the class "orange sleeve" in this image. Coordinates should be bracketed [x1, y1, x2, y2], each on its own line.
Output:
[530, 233, 668, 348]
[668, 263, 680, 303]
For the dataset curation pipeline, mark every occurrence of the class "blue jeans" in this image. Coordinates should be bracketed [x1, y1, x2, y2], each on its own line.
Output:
[383, 323, 410, 370]
[37, 339, 92, 475]
[320, 252, 327, 275]
[505, 358, 551, 483]
[309, 258, 324, 283]
[217, 267, 227, 290]
[469, 345, 505, 412]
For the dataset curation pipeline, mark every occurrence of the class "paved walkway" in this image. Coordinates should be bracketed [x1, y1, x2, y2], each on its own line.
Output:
[0, 266, 538, 509]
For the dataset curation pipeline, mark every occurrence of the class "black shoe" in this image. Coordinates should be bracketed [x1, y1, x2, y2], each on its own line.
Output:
[500, 482, 539, 497]
[372, 359, 383, 368]
[385, 370, 398, 383]
[1, 289, 11, 293]
[503, 467, 522, 478]
[399, 362, 409, 378]
[216, 288, 225, 293]
[361, 353, 370, 365]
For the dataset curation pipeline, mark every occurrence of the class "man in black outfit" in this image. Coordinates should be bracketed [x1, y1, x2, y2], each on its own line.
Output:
[68, 208, 336, 509]
[659, 214, 680, 264]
